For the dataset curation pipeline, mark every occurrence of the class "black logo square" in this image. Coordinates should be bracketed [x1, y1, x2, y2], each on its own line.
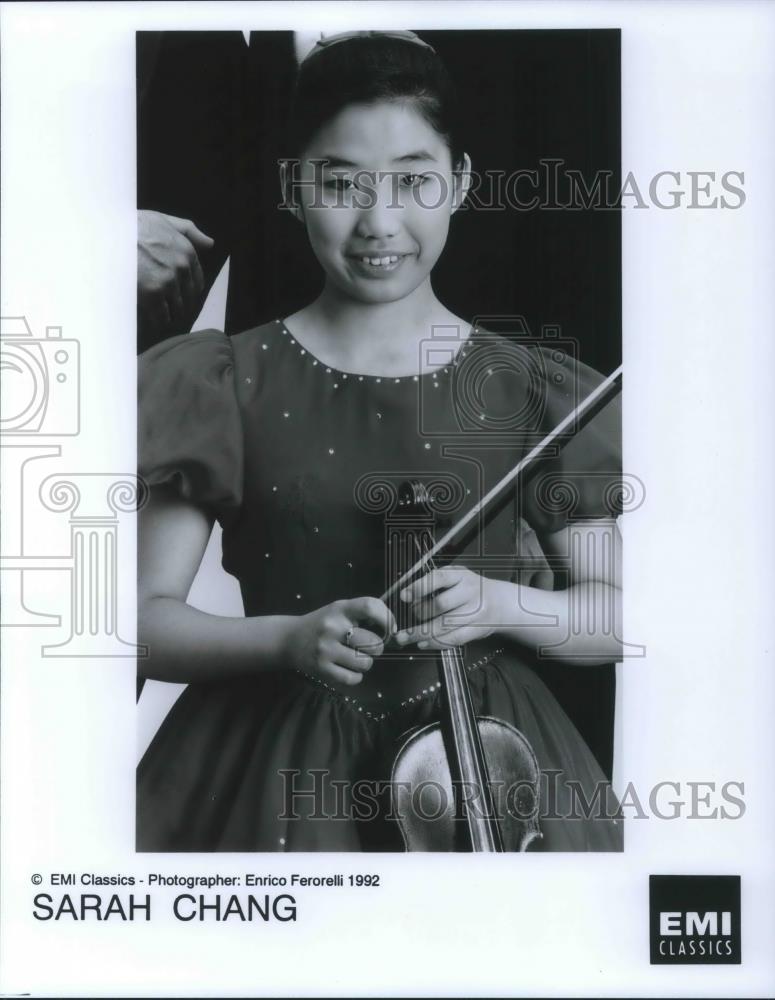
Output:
[649, 875, 741, 964]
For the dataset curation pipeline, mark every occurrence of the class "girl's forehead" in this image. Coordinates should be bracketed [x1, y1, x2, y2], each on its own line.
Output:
[304, 101, 450, 168]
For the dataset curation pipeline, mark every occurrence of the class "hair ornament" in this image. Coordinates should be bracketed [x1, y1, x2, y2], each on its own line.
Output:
[303, 30, 436, 62]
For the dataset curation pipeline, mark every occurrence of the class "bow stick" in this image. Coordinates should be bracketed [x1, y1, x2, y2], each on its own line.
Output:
[380, 364, 623, 604]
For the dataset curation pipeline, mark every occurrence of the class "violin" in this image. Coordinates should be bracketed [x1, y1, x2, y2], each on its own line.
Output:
[390, 482, 542, 851]
[383, 364, 623, 852]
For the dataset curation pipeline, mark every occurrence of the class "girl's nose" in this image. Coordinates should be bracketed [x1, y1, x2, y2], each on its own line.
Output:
[354, 174, 401, 239]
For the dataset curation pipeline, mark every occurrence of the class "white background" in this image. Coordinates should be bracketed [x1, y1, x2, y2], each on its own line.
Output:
[2, 1, 774, 996]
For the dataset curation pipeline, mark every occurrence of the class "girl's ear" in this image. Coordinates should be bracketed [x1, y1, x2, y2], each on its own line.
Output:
[451, 153, 472, 214]
[279, 159, 305, 224]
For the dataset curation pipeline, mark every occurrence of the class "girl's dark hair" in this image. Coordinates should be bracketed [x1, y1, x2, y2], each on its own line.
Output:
[288, 34, 464, 168]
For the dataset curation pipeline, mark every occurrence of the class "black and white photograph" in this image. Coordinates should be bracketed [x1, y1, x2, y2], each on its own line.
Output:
[1, 2, 774, 996]
[136, 27, 624, 854]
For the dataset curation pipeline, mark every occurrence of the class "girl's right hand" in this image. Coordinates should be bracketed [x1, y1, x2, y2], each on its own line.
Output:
[284, 597, 397, 686]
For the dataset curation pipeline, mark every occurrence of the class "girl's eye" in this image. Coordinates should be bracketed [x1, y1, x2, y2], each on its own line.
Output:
[400, 173, 429, 188]
[323, 177, 356, 191]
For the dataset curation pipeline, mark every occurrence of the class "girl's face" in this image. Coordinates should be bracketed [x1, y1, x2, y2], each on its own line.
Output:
[290, 101, 469, 305]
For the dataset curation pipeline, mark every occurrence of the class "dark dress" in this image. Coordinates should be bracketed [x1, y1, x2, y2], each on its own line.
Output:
[137, 320, 623, 852]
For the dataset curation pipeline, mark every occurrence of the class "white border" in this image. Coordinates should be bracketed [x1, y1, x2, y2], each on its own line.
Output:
[2, 2, 774, 996]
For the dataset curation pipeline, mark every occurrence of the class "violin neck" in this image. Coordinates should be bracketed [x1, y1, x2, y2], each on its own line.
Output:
[396, 494, 504, 852]
[438, 647, 503, 853]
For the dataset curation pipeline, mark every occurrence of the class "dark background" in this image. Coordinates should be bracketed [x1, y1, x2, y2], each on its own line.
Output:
[137, 29, 621, 778]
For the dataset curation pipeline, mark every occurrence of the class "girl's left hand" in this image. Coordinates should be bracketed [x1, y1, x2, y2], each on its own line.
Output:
[394, 568, 500, 650]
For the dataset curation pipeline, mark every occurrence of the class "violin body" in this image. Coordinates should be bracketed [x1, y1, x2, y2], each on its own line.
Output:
[392, 715, 542, 852]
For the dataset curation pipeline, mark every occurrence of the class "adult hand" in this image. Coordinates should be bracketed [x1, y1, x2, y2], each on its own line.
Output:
[394, 568, 502, 650]
[137, 210, 214, 338]
[285, 597, 397, 686]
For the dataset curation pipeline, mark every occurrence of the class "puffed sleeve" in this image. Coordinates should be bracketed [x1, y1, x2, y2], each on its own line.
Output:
[138, 330, 243, 514]
[521, 349, 621, 535]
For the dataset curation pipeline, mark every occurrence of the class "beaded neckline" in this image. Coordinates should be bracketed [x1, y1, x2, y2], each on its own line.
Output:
[268, 317, 479, 384]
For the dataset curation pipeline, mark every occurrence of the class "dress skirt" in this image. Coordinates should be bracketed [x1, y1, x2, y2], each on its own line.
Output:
[137, 648, 623, 853]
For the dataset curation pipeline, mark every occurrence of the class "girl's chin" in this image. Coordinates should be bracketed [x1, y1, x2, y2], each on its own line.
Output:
[325, 268, 430, 305]
[338, 283, 423, 306]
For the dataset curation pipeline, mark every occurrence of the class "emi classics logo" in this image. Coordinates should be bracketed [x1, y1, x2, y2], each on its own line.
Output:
[649, 874, 741, 965]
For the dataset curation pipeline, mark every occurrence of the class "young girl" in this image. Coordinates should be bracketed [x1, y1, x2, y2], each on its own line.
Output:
[137, 31, 623, 852]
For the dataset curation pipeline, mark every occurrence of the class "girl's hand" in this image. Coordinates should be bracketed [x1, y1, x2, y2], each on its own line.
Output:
[394, 568, 500, 650]
[284, 597, 396, 686]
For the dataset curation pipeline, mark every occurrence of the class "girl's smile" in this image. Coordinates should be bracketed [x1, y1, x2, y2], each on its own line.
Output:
[345, 250, 414, 279]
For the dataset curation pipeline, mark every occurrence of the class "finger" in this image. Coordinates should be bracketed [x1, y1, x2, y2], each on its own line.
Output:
[394, 630, 424, 648]
[410, 587, 469, 622]
[396, 608, 474, 645]
[322, 662, 364, 686]
[344, 596, 397, 640]
[394, 619, 439, 647]
[399, 583, 472, 631]
[400, 568, 462, 605]
[167, 215, 215, 251]
[332, 644, 374, 673]
[346, 626, 384, 656]
[186, 224, 215, 251]
[170, 231, 205, 301]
